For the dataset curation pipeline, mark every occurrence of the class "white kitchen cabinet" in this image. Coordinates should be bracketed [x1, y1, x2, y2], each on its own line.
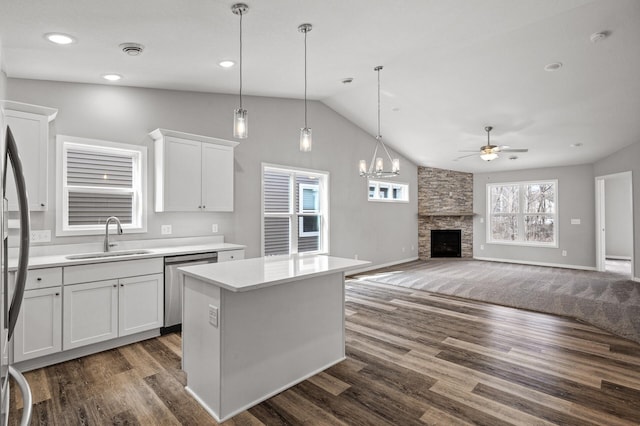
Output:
[118, 273, 164, 337]
[63, 279, 119, 350]
[63, 258, 164, 350]
[151, 128, 238, 212]
[217, 249, 245, 262]
[1, 101, 58, 211]
[13, 286, 62, 362]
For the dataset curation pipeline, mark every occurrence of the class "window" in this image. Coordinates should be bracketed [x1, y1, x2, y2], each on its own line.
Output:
[368, 180, 409, 202]
[56, 135, 147, 236]
[487, 180, 557, 246]
[262, 164, 329, 256]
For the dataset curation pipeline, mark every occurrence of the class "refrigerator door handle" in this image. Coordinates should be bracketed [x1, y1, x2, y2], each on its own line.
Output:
[4, 126, 31, 340]
[8, 366, 32, 426]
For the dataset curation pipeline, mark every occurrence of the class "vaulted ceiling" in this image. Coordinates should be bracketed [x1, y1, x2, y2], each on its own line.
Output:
[1, 0, 639, 172]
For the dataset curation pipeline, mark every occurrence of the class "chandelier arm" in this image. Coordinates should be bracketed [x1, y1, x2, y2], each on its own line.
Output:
[369, 143, 379, 174]
[379, 139, 395, 163]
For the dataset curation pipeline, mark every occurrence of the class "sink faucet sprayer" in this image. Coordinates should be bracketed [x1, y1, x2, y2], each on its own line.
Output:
[104, 216, 123, 252]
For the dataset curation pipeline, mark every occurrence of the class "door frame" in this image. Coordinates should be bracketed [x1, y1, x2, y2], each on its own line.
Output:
[595, 171, 634, 277]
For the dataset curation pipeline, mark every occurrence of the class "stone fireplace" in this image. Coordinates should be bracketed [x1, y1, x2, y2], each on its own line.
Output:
[418, 167, 473, 259]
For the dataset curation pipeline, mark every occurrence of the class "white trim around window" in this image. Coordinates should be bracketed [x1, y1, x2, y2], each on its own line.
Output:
[486, 179, 558, 247]
[56, 135, 148, 236]
[368, 179, 410, 203]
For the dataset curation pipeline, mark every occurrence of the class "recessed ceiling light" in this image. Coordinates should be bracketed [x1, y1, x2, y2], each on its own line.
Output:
[219, 60, 235, 68]
[120, 42, 144, 56]
[392, 107, 401, 112]
[544, 62, 563, 72]
[341, 78, 354, 84]
[509, 155, 518, 160]
[102, 74, 122, 82]
[44, 33, 76, 45]
[570, 142, 583, 148]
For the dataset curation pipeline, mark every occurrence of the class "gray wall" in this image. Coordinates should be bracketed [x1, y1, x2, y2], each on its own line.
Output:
[594, 141, 639, 277]
[473, 164, 596, 269]
[605, 175, 633, 259]
[7, 78, 418, 266]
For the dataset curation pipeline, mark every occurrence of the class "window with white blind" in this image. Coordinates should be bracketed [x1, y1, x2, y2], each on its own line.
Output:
[56, 135, 147, 236]
[262, 164, 329, 256]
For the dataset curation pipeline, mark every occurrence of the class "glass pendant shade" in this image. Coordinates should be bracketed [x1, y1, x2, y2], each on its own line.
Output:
[392, 158, 400, 173]
[481, 152, 498, 161]
[233, 108, 248, 139]
[359, 160, 367, 175]
[300, 127, 312, 152]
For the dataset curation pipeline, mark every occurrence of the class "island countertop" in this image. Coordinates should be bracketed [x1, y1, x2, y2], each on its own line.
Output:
[178, 254, 370, 292]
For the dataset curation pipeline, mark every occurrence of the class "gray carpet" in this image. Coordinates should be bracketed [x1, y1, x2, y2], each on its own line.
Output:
[355, 259, 640, 344]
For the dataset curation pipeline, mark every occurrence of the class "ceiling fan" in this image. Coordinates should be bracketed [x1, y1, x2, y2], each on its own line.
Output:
[456, 126, 528, 161]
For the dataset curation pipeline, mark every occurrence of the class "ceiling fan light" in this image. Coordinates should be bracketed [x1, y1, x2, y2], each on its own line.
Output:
[481, 152, 498, 161]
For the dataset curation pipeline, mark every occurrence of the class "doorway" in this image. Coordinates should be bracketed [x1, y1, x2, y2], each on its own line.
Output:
[595, 171, 634, 278]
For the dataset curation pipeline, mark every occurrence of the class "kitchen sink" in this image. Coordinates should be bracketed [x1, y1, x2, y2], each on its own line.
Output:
[65, 249, 154, 260]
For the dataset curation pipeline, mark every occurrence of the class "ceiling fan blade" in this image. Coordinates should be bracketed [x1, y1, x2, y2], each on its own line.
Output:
[457, 150, 480, 153]
[454, 153, 479, 161]
[501, 148, 528, 152]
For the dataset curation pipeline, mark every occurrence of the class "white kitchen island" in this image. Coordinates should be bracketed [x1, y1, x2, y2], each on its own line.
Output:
[178, 254, 369, 422]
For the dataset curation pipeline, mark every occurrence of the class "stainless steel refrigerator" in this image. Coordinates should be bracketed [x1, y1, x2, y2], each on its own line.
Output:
[1, 126, 33, 425]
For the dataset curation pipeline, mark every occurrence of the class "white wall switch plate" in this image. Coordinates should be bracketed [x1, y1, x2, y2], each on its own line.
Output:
[562, 250, 567, 257]
[208, 304, 218, 327]
[30, 230, 51, 243]
[480, 244, 484, 250]
[570, 218, 581, 225]
[161, 225, 172, 235]
[212, 224, 219, 233]
[480, 217, 485, 223]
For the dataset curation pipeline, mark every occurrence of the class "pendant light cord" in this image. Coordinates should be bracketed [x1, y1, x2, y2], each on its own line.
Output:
[377, 67, 381, 139]
[304, 28, 308, 128]
[239, 10, 243, 109]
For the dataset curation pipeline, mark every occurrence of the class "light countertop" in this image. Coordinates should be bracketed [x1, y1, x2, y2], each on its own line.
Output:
[9, 236, 245, 270]
[179, 254, 370, 292]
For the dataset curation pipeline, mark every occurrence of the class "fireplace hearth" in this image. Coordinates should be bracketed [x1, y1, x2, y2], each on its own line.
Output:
[431, 230, 462, 258]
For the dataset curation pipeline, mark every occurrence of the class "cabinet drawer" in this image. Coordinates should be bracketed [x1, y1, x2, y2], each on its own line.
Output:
[64, 258, 163, 285]
[217, 249, 245, 262]
[25, 267, 63, 290]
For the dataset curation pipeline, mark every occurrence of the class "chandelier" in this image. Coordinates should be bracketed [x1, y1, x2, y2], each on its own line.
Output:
[359, 66, 399, 178]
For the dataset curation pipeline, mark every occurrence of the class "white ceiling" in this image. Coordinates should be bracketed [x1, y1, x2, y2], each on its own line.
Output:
[1, 0, 639, 173]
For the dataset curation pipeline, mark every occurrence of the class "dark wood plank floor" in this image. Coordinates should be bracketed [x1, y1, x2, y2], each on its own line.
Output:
[9, 279, 640, 425]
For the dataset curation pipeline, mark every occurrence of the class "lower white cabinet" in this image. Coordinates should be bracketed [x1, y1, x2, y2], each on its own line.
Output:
[63, 279, 119, 350]
[119, 273, 164, 337]
[63, 273, 164, 350]
[13, 286, 62, 362]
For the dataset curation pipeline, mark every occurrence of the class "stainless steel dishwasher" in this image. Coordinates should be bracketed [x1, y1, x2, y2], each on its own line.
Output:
[163, 252, 218, 333]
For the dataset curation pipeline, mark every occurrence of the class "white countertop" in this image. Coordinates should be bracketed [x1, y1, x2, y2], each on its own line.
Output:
[9, 236, 245, 270]
[179, 254, 370, 292]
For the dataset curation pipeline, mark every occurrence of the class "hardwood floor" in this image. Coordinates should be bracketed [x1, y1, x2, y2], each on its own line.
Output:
[9, 279, 640, 425]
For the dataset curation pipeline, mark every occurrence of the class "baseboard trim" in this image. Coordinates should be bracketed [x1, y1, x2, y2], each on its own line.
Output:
[473, 256, 597, 271]
[348, 256, 419, 275]
[606, 256, 632, 261]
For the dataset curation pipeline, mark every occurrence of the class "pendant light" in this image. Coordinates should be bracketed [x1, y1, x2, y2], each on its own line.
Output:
[298, 23, 313, 152]
[359, 66, 399, 178]
[232, 3, 249, 139]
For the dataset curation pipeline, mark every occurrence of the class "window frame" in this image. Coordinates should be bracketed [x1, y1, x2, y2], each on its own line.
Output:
[261, 163, 329, 256]
[368, 179, 410, 203]
[486, 179, 558, 247]
[56, 135, 148, 236]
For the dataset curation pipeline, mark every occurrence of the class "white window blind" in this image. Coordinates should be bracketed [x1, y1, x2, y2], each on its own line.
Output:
[57, 136, 147, 236]
[66, 148, 134, 225]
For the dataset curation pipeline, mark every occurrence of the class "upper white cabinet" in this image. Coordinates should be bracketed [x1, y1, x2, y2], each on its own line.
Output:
[1, 101, 58, 211]
[151, 128, 238, 212]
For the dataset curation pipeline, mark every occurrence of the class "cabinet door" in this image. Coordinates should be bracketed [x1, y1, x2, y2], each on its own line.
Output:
[13, 287, 62, 362]
[118, 273, 164, 337]
[5, 110, 49, 211]
[63, 279, 118, 350]
[161, 136, 202, 211]
[202, 143, 234, 212]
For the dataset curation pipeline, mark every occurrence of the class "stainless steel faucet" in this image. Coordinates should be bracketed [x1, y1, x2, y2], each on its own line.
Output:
[104, 216, 123, 252]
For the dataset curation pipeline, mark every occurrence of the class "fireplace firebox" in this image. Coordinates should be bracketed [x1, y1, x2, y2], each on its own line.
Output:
[431, 229, 462, 258]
